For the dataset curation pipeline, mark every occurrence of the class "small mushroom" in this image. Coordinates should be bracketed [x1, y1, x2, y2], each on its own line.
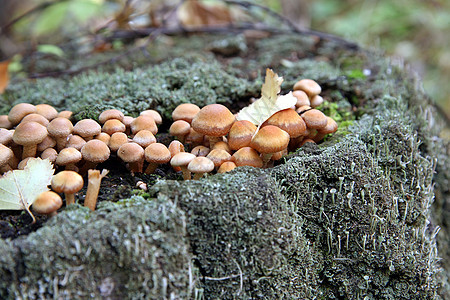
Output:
[217, 161, 236, 173]
[35, 104, 58, 121]
[132, 130, 156, 148]
[140, 109, 162, 125]
[80, 139, 110, 173]
[231, 146, 263, 168]
[206, 149, 231, 169]
[102, 119, 126, 135]
[8, 103, 36, 125]
[169, 120, 191, 143]
[130, 115, 157, 135]
[40, 148, 58, 164]
[56, 147, 82, 171]
[117, 142, 145, 173]
[188, 157, 214, 180]
[0, 144, 14, 174]
[51, 170, 84, 205]
[73, 119, 101, 141]
[172, 103, 200, 124]
[33, 191, 62, 217]
[144, 143, 171, 174]
[47, 117, 74, 151]
[293, 79, 321, 97]
[84, 169, 108, 211]
[12, 121, 48, 159]
[191, 145, 210, 157]
[170, 152, 196, 180]
[98, 109, 124, 124]
[109, 132, 129, 152]
[228, 120, 256, 151]
[250, 125, 290, 167]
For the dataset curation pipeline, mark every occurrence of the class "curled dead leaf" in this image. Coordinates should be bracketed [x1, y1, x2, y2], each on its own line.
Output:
[0, 60, 10, 94]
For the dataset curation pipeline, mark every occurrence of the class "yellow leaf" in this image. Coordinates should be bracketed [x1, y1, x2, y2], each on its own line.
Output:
[0, 158, 54, 221]
[0, 60, 10, 94]
[236, 69, 297, 125]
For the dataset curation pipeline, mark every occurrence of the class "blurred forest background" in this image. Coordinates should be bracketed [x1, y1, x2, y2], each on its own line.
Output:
[0, 0, 449, 117]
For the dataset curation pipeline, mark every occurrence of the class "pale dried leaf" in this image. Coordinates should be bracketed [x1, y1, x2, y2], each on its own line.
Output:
[236, 69, 297, 125]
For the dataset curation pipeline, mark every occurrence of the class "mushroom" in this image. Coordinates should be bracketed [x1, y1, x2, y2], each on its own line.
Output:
[170, 152, 196, 180]
[172, 103, 200, 124]
[117, 142, 145, 173]
[58, 110, 73, 119]
[313, 116, 338, 142]
[20, 113, 49, 127]
[109, 132, 129, 152]
[41, 148, 58, 164]
[132, 130, 156, 148]
[84, 169, 108, 211]
[250, 125, 290, 167]
[130, 115, 158, 135]
[32, 191, 63, 217]
[98, 109, 124, 124]
[56, 147, 82, 171]
[217, 161, 237, 173]
[0, 144, 14, 174]
[231, 146, 263, 168]
[102, 119, 126, 135]
[191, 104, 235, 148]
[51, 170, 84, 205]
[8, 103, 36, 125]
[188, 157, 214, 180]
[169, 120, 191, 143]
[0, 128, 13, 145]
[47, 117, 74, 151]
[0, 115, 13, 129]
[80, 139, 110, 173]
[12, 121, 48, 159]
[310, 95, 324, 108]
[191, 145, 210, 157]
[263, 108, 307, 138]
[293, 79, 321, 97]
[73, 119, 101, 141]
[293, 90, 310, 107]
[144, 143, 171, 174]
[228, 120, 257, 151]
[212, 141, 231, 154]
[36, 136, 56, 153]
[185, 128, 204, 146]
[168, 140, 185, 172]
[66, 134, 86, 151]
[140, 109, 162, 125]
[95, 132, 111, 144]
[35, 104, 58, 121]
[206, 149, 231, 169]
[300, 109, 328, 130]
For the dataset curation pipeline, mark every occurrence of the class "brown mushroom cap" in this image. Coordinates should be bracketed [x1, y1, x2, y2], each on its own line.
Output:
[0, 144, 13, 171]
[98, 109, 124, 124]
[66, 135, 86, 151]
[35, 104, 58, 121]
[132, 130, 156, 148]
[217, 161, 237, 173]
[102, 119, 126, 135]
[310, 95, 324, 108]
[206, 149, 231, 168]
[212, 141, 231, 154]
[169, 120, 191, 141]
[191, 145, 210, 157]
[293, 90, 310, 107]
[250, 125, 290, 154]
[263, 108, 307, 138]
[130, 115, 158, 135]
[172, 103, 200, 123]
[109, 132, 129, 152]
[231, 146, 263, 168]
[170, 152, 196, 168]
[191, 104, 235, 137]
[36, 136, 56, 152]
[185, 128, 204, 145]
[293, 79, 322, 97]
[140, 110, 162, 125]
[73, 119, 101, 140]
[58, 110, 73, 119]
[0, 115, 13, 129]
[188, 157, 215, 176]
[13, 121, 48, 146]
[20, 113, 49, 127]
[47, 117, 74, 138]
[95, 132, 111, 144]
[168, 140, 185, 157]
[56, 147, 82, 167]
[8, 103, 37, 125]
[41, 148, 58, 163]
[81, 139, 110, 163]
[0, 128, 13, 145]
[51, 170, 84, 194]
[145, 143, 171, 164]
[300, 109, 328, 130]
[228, 120, 257, 150]
[117, 142, 144, 163]
[33, 191, 62, 215]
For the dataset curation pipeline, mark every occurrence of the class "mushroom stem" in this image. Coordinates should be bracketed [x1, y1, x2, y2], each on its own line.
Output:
[22, 145, 38, 159]
[144, 162, 158, 174]
[207, 136, 221, 149]
[129, 160, 144, 173]
[0, 164, 12, 174]
[65, 193, 76, 205]
[261, 153, 273, 167]
[193, 172, 205, 180]
[84, 169, 109, 211]
[55, 137, 68, 151]
[180, 166, 191, 180]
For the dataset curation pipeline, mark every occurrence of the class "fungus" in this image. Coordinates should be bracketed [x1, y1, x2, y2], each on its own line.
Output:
[32, 191, 62, 217]
[8, 103, 36, 125]
[117, 142, 145, 173]
[170, 152, 196, 180]
[263, 108, 307, 138]
[293, 79, 321, 97]
[217, 161, 236, 173]
[206, 149, 231, 168]
[168, 140, 185, 172]
[212, 141, 231, 154]
[47, 117, 74, 151]
[36, 136, 56, 153]
[188, 157, 215, 180]
[51, 170, 84, 205]
[56, 147, 82, 171]
[250, 125, 289, 166]
[0, 144, 13, 174]
[310, 95, 324, 108]
[58, 110, 73, 119]
[20, 113, 49, 127]
[300, 109, 328, 130]
[73, 119, 101, 141]
[84, 169, 108, 211]
[13, 121, 48, 159]
[132, 129, 156, 148]
[144, 143, 171, 174]
[191, 145, 210, 157]
[172, 103, 200, 124]
[231, 146, 263, 168]
[35, 104, 58, 121]
[185, 128, 204, 146]
[102, 119, 126, 135]
[293, 90, 310, 107]
[0, 115, 13, 129]
[140, 109, 162, 125]
[41, 148, 58, 164]
[228, 120, 256, 151]
[130, 115, 157, 135]
[109, 132, 129, 152]
[0, 128, 13, 145]
[98, 109, 124, 124]
[80, 139, 110, 173]
[313, 116, 338, 142]
[169, 120, 191, 143]
[95, 132, 111, 144]
[66, 134, 86, 151]
[191, 104, 235, 148]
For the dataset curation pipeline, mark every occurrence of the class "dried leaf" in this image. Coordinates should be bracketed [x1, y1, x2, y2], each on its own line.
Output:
[236, 69, 297, 125]
[0, 60, 10, 94]
[0, 158, 54, 221]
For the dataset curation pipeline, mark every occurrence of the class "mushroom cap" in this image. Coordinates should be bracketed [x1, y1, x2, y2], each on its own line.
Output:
[41, 148, 58, 163]
[81, 139, 110, 163]
[310, 95, 324, 108]
[8, 103, 36, 125]
[191, 145, 210, 157]
[145, 143, 171, 164]
[58, 110, 73, 119]
[56, 147, 82, 166]
[188, 157, 214, 174]
[140, 110, 162, 125]
[20, 113, 49, 127]
[13, 121, 48, 146]
[206, 149, 231, 167]
[66, 135, 86, 151]
[250, 125, 290, 154]
[117, 142, 144, 163]
[36, 136, 56, 152]
[319, 116, 338, 134]
[0, 128, 13, 145]
[0, 144, 13, 166]
[300, 109, 328, 129]
[130, 115, 158, 135]
[217, 161, 237, 173]
[51, 170, 84, 194]
[35, 104, 58, 121]
[169, 120, 191, 137]
[102, 119, 126, 135]
[172, 103, 200, 123]
[0, 115, 13, 129]
[293, 79, 321, 97]
[168, 140, 185, 157]
[191, 104, 235, 137]
[33, 191, 62, 215]
[228, 120, 257, 150]
[132, 130, 156, 148]
[95, 132, 111, 144]
[185, 128, 204, 144]
[263, 108, 307, 138]
[109, 132, 129, 152]
[293, 90, 310, 107]
[170, 152, 196, 167]
[73, 119, 101, 138]
[98, 109, 124, 124]
[231, 146, 263, 168]
[47, 117, 74, 138]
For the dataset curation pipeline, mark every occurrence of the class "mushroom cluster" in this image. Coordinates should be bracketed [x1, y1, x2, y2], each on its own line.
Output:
[0, 77, 337, 212]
